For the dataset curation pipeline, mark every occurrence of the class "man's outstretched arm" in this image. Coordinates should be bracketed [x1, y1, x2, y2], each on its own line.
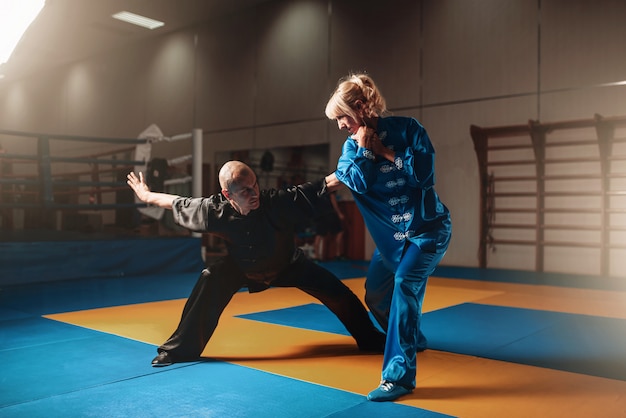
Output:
[127, 171, 179, 209]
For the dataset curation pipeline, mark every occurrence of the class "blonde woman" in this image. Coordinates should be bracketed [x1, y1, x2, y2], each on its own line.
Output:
[325, 73, 452, 402]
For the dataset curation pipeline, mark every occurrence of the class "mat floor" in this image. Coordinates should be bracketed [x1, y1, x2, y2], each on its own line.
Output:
[1, 260, 626, 417]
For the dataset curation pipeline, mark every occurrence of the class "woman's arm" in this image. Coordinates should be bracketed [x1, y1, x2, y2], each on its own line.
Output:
[400, 119, 436, 189]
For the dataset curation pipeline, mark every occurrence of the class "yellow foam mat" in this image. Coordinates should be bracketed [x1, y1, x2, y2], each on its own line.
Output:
[46, 277, 626, 418]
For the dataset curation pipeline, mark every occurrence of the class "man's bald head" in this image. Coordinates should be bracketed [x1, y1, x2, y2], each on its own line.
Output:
[219, 161, 260, 215]
[219, 160, 254, 192]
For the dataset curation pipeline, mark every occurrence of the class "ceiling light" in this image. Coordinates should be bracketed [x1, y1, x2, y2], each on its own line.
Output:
[112, 11, 164, 30]
[0, 0, 46, 65]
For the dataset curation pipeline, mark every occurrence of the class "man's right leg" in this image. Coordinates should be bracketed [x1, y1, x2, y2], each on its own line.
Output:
[153, 257, 245, 366]
[275, 256, 386, 352]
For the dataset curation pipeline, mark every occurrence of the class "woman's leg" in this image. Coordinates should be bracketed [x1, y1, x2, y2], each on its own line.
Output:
[368, 244, 447, 401]
[380, 245, 446, 388]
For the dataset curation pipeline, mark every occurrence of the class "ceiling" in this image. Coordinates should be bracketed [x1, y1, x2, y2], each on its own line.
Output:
[0, 0, 268, 82]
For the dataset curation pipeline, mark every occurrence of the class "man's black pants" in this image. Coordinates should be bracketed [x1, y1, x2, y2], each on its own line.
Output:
[158, 254, 383, 360]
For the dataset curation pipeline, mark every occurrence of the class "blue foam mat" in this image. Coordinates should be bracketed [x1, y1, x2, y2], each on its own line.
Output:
[1, 358, 452, 418]
[238, 302, 353, 335]
[0, 272, 200, 315]
[2, 316, 105, 351]
[0, 306, 34, 321]
[320, 262, 626, 291]
[0, 237, 205, 286]
[0, 317, 451, 417]
[238, 302, 626, 381]
[432, 265, 626, 291]
[1, 333, 162, 407]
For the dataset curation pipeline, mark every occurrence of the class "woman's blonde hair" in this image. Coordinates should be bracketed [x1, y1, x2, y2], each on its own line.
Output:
[325, 73, 387, 121]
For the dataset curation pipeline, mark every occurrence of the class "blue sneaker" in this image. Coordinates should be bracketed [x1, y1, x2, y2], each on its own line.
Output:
[367, 380, 412, 402]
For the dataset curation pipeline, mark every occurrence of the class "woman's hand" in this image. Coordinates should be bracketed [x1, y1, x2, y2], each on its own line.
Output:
[353, 126, 394, 162]
[352, 125, 376, 149]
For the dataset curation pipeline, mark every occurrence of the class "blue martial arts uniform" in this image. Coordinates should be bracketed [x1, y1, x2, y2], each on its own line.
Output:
[335, 116, 452, 389]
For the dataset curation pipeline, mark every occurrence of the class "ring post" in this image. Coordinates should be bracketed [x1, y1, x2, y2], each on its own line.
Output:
[192, 128, 203, 241]
[38, 136, 53, 207]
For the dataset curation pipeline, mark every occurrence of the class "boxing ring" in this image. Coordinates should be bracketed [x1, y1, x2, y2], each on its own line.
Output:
[0, 125, 202, 228]
[0, 126, 206, 285]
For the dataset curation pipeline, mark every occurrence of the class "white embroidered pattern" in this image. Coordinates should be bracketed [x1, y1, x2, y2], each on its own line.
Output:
[391, 212, 412, 223]
[387, 195, 409, 206]
[363, 149, 375, 160]
[394, 232, 405, 241]
[385, 178, 406, 189]
[394, 230, 416, 240]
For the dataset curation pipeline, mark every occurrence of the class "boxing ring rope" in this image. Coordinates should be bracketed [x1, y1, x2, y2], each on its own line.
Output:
[0, 126, 202, 234]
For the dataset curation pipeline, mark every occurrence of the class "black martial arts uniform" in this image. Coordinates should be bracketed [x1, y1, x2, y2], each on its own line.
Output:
[157, 179, 384, 361]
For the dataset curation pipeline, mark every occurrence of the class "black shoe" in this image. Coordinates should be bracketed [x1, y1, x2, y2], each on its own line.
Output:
[152, 351, 174, 367]
[357, 331, 386, 353]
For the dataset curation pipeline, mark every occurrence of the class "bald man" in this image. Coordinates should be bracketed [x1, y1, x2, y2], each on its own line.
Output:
[127, 161, 385, 366]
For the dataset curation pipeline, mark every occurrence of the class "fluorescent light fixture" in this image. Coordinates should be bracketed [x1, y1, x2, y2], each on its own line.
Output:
[0, 0, 46, 65]
[112, 11, 164, 30]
